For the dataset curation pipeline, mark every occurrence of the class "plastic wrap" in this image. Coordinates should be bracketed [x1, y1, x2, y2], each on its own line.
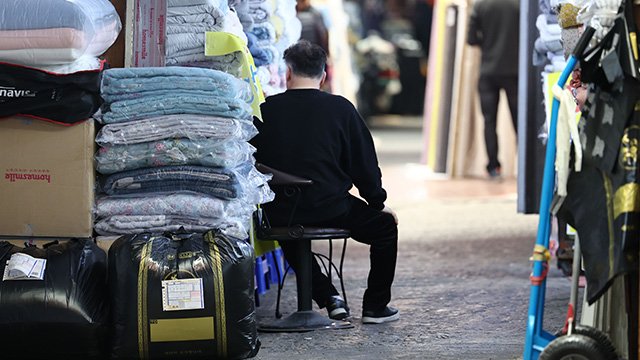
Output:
[0, 239, 109, 359]
[569, 0, 621, 42]
[0, 0, 121, 66]
[99, 162, 274, 204]
[108, 230, 260, 359]
[95, 114, 258, 146]
[100, 67, 252, 103]
[0, 60, 104, 125]
[94, 193, 255, 228]
[94, 214, 249, 238]
[94, 138, 256, 175]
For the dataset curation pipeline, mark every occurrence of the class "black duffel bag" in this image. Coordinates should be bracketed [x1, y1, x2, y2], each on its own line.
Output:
[108, 230, 259, 359]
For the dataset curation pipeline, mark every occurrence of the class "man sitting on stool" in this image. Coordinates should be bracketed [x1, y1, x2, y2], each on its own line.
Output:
[251, 40, 400, 324]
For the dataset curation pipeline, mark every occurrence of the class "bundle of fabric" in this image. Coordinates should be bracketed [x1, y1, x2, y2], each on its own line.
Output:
[0, 0, 121, 66]
[248, 0, 274, 24]
[94, 214, 241, 235]
[98, 67, 252, 124]
[95, 114, 257, 146]
[229, 0, 255, 30]
[250, 22, 276, 44]
[101, 165, 240, 199]
[107, 230, 259, 359]
[165, 0, 233, 65]
[168, 51, 245, 76]
[273, 0, 301, 53]
[94, 193, 254, 236]
[100, 66, 250, 102]
[94, 138, 256, 174]
[533, 13, 565, 73]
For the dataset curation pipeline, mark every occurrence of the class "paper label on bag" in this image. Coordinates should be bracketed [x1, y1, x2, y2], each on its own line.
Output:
[161, 278, 204, 311]
[2, 253, 46, 281]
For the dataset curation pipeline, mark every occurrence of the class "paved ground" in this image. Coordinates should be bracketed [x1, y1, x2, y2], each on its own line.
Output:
[252, 120, 580, 359]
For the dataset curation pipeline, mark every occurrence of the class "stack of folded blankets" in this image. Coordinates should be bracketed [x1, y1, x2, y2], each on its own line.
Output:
[93, 66, 274, 238]
[230, 0, 301, 95]
[166, 0, 248, 76]
[0, 0, 121, 124]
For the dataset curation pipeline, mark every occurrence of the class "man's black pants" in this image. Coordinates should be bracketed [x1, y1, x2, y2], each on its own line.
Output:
[278, 195, 398, 312]
[477, 73, 519, 173]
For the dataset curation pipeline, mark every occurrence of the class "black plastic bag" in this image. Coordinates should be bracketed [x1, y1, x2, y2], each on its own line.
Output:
[108, 230, 259, 359]
[0, 239, 109, 360]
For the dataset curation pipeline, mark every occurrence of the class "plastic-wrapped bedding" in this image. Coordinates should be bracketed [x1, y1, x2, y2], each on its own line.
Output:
[100, 162, 275, 203]
[0, 239, 108, 360]
[100, 67, 251, 102]
[101, 165, 241, 199]
[94, 114, 258, 146]
[108, 230, 260, 359]
[0, 0, 121, 66]
[0, 60, 104, 125]
[94, 138, 256, 174]
[94, 214, 247, 237]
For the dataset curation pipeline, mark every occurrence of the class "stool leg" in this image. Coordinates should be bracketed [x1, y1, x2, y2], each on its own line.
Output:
[258, 238, 353, 332]
[296, 239, 313, 311]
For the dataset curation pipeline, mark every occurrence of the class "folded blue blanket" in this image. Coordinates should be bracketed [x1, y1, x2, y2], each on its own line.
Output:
[99, 95, 252, 124]
[101, 165, 239, 199]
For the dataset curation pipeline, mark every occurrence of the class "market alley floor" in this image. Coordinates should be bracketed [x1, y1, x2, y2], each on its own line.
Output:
[253, 116, 575, 360]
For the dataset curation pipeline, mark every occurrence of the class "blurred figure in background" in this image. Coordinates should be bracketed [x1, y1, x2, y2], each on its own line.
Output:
[296, 0, 331, 91]
[467, 0, 520, 181]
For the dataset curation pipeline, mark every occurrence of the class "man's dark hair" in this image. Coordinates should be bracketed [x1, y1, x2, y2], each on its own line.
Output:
[283, 39, 327, 79]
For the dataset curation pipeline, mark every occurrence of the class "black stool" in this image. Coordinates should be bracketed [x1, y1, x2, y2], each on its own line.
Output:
[255, 163, 353, 332]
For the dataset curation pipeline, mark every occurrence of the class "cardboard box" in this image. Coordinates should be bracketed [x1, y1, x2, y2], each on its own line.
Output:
[0, 117, 95, 237]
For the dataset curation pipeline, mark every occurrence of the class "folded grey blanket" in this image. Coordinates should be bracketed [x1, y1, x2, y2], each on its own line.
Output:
[95, 114, 258, 145]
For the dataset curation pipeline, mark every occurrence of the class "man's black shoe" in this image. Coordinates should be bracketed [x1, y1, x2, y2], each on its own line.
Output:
[362, 306, 399, 324]
[325, 295, 350, 320]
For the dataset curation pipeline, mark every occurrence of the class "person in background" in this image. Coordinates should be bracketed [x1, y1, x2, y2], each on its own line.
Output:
[467, 0, 520, 181]
[251, 40, 400, 324]
[296, 0, 331, 91]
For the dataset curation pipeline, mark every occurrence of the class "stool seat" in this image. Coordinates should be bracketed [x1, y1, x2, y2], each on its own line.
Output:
[263, 226, 350, 241]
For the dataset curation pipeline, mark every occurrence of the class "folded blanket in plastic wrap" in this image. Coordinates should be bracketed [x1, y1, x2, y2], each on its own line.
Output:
[0, 60, 103, 125]
[108, 230, 260, 359]
[95, 114, 258, 146]
[94, 193, 256, 238]
[0, 239, 108, 360]
[100, 67, 251, 103]
[101, 165, 240, 199]
[94, 214, 242, 236]
[95, 138, 255, 174]
[0, 0, 121, 66]
[100, 162, 274, 202]
[97, 67, 252, 124]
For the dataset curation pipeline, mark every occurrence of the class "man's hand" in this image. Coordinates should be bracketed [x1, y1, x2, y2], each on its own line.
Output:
[381, 205, 398, 225]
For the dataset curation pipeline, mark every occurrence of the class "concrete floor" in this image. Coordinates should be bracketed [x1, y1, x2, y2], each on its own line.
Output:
[253, 118, 578, 359]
